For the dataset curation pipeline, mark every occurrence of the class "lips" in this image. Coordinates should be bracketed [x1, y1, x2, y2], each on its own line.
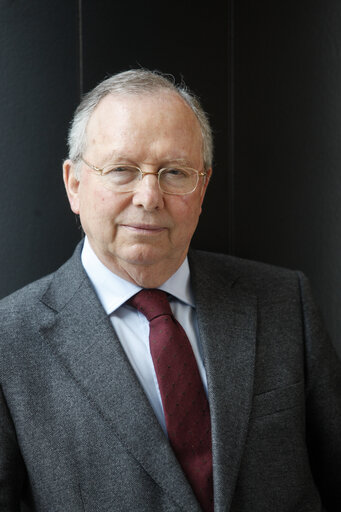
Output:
[120, 223, 166, 233]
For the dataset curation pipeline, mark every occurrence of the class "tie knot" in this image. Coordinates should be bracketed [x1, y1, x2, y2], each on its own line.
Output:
[128, 289, 172, 321]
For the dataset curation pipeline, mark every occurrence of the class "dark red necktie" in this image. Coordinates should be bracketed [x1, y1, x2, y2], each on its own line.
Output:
[129, 289, 213, 512]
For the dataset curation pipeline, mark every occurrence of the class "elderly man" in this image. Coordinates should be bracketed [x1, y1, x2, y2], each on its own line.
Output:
[0, 69, 340, 512]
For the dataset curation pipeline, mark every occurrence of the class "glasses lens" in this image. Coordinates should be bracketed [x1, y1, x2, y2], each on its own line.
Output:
[97, 164, 200, 194]
[102, 165, 140, 191]
[159, 167, 198, 194]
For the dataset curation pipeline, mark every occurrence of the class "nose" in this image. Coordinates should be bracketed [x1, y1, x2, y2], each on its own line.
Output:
[132, 172, 165, 211]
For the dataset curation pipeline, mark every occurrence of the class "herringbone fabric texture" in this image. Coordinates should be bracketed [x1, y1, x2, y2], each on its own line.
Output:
[129, 289, 213, 512]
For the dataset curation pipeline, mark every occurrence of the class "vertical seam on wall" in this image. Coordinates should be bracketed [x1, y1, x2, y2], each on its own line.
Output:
[227, 0, 235, 255]
[78, 0, 83, 99]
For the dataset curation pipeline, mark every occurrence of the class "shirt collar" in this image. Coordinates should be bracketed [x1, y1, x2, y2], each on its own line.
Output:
[81, 237, 195, 315]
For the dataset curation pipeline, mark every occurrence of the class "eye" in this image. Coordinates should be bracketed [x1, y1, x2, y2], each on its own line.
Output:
[104, 165, 140, 184]
[163, 167, 192, 179]
[111, 166, 134, 173]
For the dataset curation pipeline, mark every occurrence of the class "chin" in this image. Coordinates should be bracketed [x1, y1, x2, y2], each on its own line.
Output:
[118, 247, 168, 266]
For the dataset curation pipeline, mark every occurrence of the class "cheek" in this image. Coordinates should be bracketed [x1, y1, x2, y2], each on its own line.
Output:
[79, 187, 124, 220]
[78, 193, 107, 239]
[181, 193, 202, 216]
[169, 195, 203, 231]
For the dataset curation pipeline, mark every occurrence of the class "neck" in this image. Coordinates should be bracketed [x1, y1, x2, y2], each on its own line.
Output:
[99, 254, 187, 288]
[118, 259, 186, 288]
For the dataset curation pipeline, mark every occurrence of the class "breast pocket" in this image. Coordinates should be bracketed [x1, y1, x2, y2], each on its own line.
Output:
[250, 380, 304, 419]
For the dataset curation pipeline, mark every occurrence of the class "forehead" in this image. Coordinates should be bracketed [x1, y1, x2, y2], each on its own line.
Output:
[85, 91, 203, 164]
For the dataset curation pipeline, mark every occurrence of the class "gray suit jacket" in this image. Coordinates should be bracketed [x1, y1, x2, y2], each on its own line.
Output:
[0, 244, 340, 512]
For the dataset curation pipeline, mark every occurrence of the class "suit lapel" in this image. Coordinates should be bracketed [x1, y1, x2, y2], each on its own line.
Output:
[189, 251, 257, 512]
[39, 245, 201, 512]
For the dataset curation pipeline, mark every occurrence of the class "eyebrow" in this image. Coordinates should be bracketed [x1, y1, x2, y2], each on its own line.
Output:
[100, 152, 194, 167]
[100, 151, 129, 164]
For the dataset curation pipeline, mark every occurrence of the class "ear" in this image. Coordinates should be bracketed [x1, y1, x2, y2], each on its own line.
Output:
[63, 159, 80, 214]
[199, 167, 212, 207]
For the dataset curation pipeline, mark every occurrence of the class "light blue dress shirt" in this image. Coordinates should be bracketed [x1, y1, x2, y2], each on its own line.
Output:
[81, 237, 208, 434]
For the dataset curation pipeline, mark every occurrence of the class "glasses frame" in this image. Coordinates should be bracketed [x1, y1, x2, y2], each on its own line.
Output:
[80, 157, 207, 195]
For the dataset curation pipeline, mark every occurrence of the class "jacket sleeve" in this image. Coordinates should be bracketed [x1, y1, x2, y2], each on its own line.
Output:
[299, 272, 341, 510]
[0, 385, 27, 511]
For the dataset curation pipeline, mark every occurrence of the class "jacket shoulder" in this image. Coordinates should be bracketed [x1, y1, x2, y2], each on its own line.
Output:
[189, 249, 301, 292]
[0, 242, 84, 313]
[0, 243, 84, 331]
[0, 272, 54, 317]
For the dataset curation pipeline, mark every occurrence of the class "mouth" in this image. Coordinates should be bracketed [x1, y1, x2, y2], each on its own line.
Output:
[120, 224, 167, 234]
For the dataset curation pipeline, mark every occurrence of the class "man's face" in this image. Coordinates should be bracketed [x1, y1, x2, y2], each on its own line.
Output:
[64, 91, 211, 287]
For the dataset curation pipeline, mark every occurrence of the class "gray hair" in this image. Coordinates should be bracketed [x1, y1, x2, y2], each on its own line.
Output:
[67, 69, 213, 177]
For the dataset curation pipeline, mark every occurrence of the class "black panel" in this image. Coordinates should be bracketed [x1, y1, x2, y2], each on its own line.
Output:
[234, 0, 341, 353]
[81, 0, 229, 253]
[0, 1, 80, 297]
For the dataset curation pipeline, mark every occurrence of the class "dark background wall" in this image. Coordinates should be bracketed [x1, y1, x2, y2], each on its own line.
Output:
[233, 0, 341, 357]
[0, 0, 340, 356]
[0, 1, 79, 293]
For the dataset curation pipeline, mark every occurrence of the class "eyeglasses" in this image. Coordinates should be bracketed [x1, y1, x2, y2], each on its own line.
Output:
[81, 157, 207, 195]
